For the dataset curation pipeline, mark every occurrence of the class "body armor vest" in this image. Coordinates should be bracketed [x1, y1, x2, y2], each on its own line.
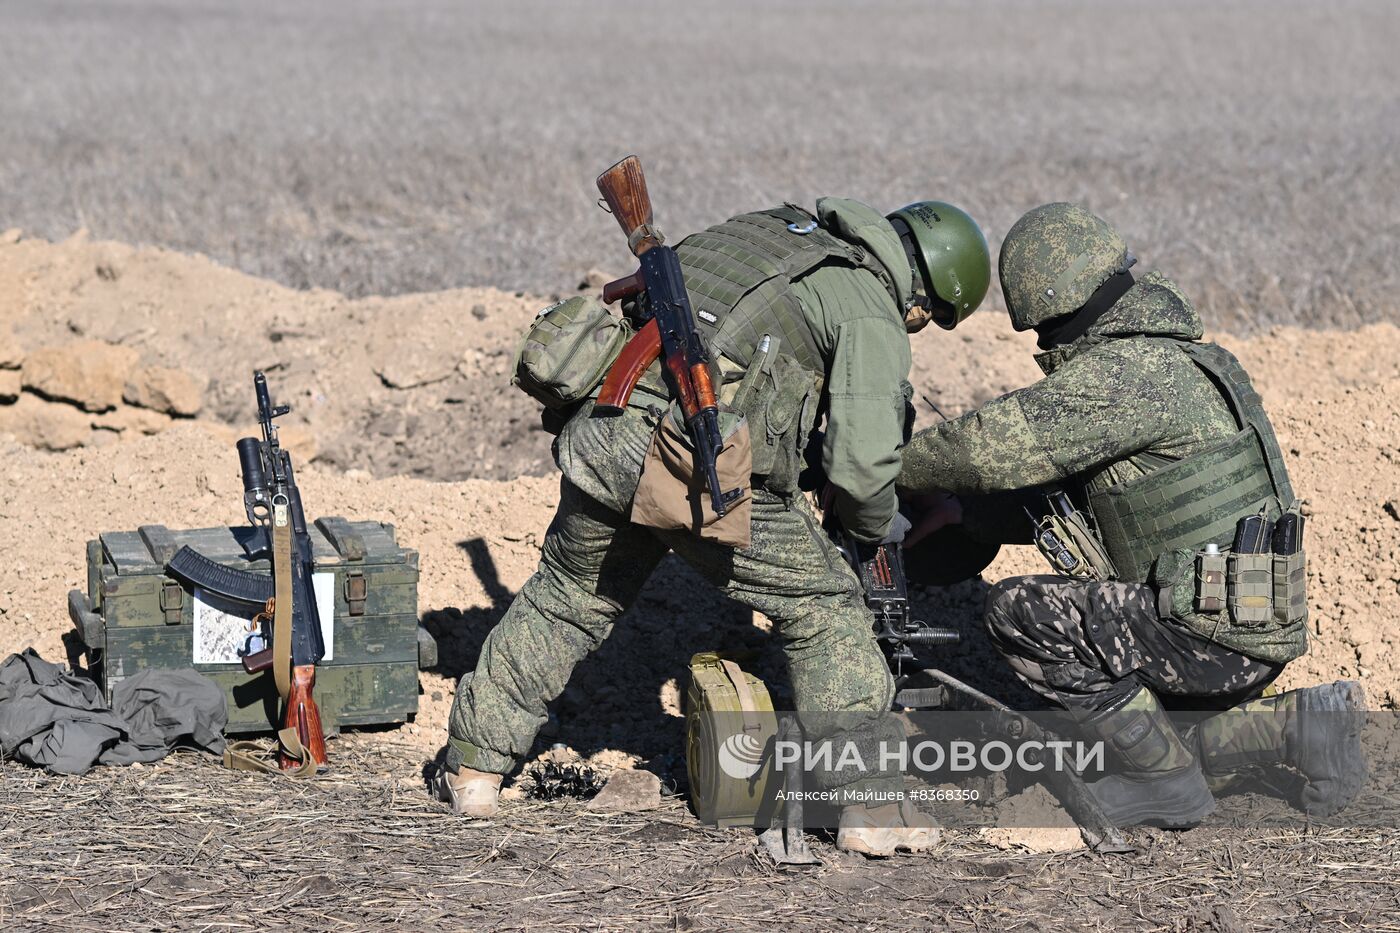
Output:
[674, 204, 891, 378]
[1086, 339, 1295, 585]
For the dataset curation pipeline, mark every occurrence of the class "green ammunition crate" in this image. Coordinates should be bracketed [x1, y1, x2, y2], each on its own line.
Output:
[68, 518, 435, 735]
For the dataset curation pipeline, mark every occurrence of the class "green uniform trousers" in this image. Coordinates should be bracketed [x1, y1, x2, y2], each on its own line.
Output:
[447, 476, 901, 795]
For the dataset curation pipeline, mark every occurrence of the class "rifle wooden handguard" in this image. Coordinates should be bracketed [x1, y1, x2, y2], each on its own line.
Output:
[280, 664, 327, 769]
[689, 358, 718, 414]
[595, 319, 662, 414]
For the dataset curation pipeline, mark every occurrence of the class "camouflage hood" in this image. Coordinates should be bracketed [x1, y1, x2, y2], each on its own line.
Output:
[1035, 271, 1203, 374]
[815, 197, 914, 309]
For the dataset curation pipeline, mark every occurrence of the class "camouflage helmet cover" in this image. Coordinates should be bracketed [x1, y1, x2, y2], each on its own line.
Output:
[999, 202, 1132, 331]
[886, 201, 991, 330]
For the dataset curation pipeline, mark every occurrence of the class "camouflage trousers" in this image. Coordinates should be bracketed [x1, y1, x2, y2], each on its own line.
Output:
[983, 575, 1283, 714]
[446, 473, 901, 795]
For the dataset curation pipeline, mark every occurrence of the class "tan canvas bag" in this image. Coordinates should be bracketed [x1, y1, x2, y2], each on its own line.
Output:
[632, 409, 753, 548]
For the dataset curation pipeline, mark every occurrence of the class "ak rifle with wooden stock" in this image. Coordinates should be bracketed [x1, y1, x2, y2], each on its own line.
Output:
[594, 155, 742, 517]
[166, 372, 328, 771]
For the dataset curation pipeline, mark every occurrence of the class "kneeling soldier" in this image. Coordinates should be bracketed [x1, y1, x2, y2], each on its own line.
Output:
[898, 203, 1365, 827]
[441, 194, 992, 855]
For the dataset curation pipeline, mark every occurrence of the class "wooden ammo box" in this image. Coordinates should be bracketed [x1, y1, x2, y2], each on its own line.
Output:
[68, 518, 435, 735]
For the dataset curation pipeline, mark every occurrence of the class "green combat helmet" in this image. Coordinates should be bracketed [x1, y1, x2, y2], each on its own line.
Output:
[999, 202, 1135, 331]
[886, 202, 990, 332]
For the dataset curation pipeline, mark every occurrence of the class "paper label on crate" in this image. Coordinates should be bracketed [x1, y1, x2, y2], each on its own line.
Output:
[312, 572, 335, 661]
[192, 572, 336, 664]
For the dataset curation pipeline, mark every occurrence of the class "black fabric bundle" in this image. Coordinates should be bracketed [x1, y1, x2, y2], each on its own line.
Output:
[0, 649, 226, 775]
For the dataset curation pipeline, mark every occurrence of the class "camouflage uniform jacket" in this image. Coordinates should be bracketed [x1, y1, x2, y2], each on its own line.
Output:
[898, 272, 1242, 543]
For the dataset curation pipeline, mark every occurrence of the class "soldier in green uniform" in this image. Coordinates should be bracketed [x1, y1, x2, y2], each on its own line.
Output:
[439, 197, 992, 856]
[898, 203, 1366, 828]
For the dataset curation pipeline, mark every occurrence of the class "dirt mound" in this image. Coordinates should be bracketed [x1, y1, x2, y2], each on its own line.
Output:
[0, 230, 549, 480]
[0, 230, 1065, 482]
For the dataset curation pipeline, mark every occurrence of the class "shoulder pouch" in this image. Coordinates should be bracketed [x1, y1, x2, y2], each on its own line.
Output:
[511, 295, 632, 409]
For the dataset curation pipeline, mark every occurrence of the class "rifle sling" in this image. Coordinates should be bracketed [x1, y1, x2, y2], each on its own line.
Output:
[272, 504, 294, 702]
[222, 728, 318, 778]
[220, 514, 314, 779]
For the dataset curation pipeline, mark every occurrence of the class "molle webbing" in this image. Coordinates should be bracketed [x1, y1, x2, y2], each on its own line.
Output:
[676, 205, 881, 374]
[1088, 339, 1293, 584]
[1091, 429, 1276, 583]
[1180, 341, 1295, 505]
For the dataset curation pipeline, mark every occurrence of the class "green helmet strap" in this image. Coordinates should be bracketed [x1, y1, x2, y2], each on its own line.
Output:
[890, 216, 922, 293]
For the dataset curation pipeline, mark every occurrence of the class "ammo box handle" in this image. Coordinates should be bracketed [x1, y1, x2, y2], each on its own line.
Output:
[417, 624, 438, 670]
[159, 580, 184, 624]
[719, 659, 762, 734]
[315, 516, 367, 562]
[138, 524, 180, 566]
[67, 589, 105, 650]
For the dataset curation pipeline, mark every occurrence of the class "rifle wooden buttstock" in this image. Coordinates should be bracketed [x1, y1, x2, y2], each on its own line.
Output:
[596, 155, 659, 255]
[280, 664, 328, 769]
[602, 269, 645, 305]
[595, 319, 662, 413]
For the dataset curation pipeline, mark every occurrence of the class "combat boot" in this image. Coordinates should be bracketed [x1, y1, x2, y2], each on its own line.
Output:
[1079, 687, 1216, 829]
[1194, 680, 1367, 817]
[437, 766, 503, 817]
[836, 801, 940, 857]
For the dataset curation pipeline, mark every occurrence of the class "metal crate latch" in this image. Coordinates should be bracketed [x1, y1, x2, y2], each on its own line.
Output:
[344, 573, 367, 617]
[159, 580, 184, 625]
